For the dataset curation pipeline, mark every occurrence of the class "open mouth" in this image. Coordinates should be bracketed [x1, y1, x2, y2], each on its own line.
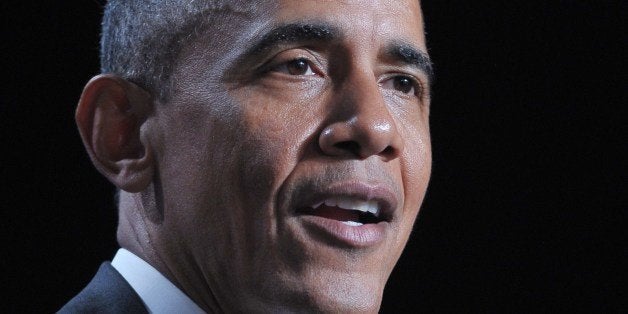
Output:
[298, 197, 387, 226]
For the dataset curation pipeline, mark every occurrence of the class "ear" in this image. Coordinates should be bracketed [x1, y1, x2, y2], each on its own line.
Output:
[76, 74, 154, 193]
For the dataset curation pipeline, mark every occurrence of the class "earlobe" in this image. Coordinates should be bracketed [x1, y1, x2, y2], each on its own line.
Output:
[76, 74, 154, 193]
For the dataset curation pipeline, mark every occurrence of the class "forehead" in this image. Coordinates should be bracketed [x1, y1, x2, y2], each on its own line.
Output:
[273, 0, 426, 47]
[194, 0, 425, 48]
[171, 0, 427, 89]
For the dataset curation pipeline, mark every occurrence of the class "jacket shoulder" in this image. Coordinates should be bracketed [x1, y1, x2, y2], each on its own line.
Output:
[58, 262, 148, 314]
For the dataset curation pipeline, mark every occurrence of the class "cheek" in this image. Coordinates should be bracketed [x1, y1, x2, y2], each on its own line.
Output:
[236, 102, 309, 202]
[234, 88, 322, 195]
[228, 95, 321, 278]
[405, 124, 431, 178]
[400, 118, 432, 220]
[152, 91, 253, 223]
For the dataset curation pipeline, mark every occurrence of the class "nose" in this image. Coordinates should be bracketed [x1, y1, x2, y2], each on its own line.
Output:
[318, 72, 403, 161]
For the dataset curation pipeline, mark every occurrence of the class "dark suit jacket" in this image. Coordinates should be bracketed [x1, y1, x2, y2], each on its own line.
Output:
[58, 262, 148, 314]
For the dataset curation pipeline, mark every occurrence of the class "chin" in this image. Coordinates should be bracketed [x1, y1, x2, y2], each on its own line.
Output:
[310, 288, 383, 313]
[243, 266, 386, 313]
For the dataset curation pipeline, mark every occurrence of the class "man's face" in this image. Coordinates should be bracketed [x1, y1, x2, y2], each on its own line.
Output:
[148, 0, 431, 312]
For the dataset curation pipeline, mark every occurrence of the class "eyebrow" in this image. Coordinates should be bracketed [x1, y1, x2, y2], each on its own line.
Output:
[384, 42, 434, 85]
[248, 22, 340, 55]
[233, 22, 434, 85]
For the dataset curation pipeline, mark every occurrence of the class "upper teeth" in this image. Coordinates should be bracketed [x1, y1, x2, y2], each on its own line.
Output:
[313, 197, 380, 216]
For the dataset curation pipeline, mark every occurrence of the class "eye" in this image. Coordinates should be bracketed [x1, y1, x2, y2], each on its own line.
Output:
[273, 58, 316, 76]
[393, 76, 414, 94]
[381, 75, 421, 96]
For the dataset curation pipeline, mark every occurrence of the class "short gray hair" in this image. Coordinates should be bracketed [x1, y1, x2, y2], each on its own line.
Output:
[100, 0, 256, 100]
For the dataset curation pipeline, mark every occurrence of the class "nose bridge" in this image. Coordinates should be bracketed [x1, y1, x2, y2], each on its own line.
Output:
[318, 64, 403, 160]
[345, 67, 391, 127]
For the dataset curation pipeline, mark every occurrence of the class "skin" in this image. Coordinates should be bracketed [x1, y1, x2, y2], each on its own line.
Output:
[77, 0, 431, 312]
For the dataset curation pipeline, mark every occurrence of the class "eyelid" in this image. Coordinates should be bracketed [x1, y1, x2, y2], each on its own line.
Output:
[259, 48, 325, 77]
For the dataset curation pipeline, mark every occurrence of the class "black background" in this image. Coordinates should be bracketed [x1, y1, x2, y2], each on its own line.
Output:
[3, 1, 625, 313]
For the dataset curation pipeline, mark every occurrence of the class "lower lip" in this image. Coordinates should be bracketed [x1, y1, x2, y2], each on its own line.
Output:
[299, 215, 387, 248]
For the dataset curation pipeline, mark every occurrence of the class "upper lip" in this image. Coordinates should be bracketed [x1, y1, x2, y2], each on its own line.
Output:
[292, 181, 398, 223]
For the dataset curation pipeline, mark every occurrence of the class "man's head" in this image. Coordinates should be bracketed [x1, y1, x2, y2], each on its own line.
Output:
[76, 0, 432, 312]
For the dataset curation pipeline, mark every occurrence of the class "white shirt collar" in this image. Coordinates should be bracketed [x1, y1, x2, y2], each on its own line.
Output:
[111, 248, 206, 314]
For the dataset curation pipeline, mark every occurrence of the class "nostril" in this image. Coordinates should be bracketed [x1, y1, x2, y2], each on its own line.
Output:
[334, 141, 360, 154]
[381, 146, 395, 157]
